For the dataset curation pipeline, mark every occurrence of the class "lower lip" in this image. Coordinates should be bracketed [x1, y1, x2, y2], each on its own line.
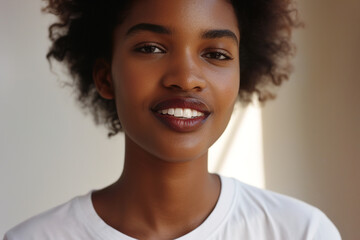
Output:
[153, 112, 208, 132]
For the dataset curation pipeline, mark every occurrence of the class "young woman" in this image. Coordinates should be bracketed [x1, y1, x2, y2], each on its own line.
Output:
[5, 0, 341, 239]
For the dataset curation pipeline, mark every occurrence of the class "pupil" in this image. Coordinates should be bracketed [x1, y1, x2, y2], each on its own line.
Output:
[142, 46, 155, 53]
[212, 53, 221, 59]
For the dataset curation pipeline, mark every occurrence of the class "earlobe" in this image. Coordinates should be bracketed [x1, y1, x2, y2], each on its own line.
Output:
[93, 59, 114, 100]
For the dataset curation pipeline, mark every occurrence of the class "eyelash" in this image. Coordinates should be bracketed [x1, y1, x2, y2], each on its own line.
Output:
[134, 43, 165, 54]
[202, 51, 232, 61]
[134, 44, 232, 61]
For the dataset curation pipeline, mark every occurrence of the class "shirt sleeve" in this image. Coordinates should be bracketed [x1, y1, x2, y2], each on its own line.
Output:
[313, 211, 342, 240]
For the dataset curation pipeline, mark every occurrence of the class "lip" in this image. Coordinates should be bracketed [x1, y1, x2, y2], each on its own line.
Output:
[151, 97, 211, 132]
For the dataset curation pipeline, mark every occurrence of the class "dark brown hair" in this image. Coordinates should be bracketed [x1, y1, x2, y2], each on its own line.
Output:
[43, 0, 302, 137]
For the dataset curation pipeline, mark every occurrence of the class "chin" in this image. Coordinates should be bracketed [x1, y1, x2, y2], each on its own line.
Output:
[141, 138, 212, 163]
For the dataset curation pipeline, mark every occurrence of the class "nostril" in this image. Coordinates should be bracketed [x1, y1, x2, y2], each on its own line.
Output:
[169, 84, 182, 90]
[167, 84, 203, 92]
[193, 86, 202, 91]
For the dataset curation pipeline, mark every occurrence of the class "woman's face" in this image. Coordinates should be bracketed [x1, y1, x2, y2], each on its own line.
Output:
[110, 0, 240, 162]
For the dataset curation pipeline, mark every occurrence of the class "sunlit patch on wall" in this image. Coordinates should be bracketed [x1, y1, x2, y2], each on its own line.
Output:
[209, 100, 265, 189]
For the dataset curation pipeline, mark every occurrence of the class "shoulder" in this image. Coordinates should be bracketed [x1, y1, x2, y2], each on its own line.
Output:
[4, 193, 89, 240]
[223, 177, 341, 239]
[235, 180, 316, 218]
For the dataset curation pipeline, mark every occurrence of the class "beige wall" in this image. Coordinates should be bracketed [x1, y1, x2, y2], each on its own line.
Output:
[262, 0, 360, 239]
[0, 1, 125, 235]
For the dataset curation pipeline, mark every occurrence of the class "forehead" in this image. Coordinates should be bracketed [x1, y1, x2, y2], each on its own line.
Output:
[118, 0, 239, 38]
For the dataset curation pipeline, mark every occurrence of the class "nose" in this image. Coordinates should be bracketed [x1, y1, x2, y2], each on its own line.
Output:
[161, 50, 206, 92]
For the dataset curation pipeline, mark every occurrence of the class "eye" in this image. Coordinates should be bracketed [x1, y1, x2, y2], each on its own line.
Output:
[134, 44, 166, 54]
[202, 50, 232, 61]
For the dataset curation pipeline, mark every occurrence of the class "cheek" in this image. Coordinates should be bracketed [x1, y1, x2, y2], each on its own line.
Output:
[111, 58, 148, 131]
[112, 58, 154, 101]
[210, 66, 240, 112]
[205, 66, 239, 142]
[111, 54, 165, 117]
[215, 70, 239, 131]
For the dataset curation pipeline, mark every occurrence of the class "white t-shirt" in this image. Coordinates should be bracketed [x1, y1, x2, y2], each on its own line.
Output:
[4, 176, 341, 240]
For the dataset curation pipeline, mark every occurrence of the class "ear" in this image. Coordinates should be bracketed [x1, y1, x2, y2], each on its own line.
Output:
[93, 59, 114, 100]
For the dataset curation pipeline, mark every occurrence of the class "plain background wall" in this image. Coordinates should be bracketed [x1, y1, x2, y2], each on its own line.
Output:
[1, 0, 359, 238]
[262, 0, 360, 239]
[0, 0, 124, 235]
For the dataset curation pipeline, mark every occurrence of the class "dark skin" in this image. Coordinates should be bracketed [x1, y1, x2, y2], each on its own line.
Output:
[92, 0, 240, 239]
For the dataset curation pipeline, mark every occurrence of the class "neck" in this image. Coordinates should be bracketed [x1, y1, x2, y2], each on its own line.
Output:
[92, 135, 220, 239]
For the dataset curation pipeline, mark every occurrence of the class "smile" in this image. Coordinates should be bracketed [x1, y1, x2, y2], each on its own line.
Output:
[158, 108, 204, 119]
[151, 97, 210, 132]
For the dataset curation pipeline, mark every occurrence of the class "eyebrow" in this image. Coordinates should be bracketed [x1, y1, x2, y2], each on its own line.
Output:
[201, 29, 239, 45]
[126, 23, 172, 36]
[125, 23, 239, 45]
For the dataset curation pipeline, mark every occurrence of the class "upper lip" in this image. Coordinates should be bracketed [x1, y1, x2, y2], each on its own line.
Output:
[151, 97, 211, 114]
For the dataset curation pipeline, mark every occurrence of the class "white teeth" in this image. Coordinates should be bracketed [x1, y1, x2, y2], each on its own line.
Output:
[192, 109, 198, 117]
[168, 108, 175, 115]
[183, 109, 192, 118]
[174, 108, 183, 117]
[158, 108, 204, 118]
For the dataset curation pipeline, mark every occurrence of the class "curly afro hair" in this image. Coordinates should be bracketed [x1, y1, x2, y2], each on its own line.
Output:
[43, 0, 302, 137]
